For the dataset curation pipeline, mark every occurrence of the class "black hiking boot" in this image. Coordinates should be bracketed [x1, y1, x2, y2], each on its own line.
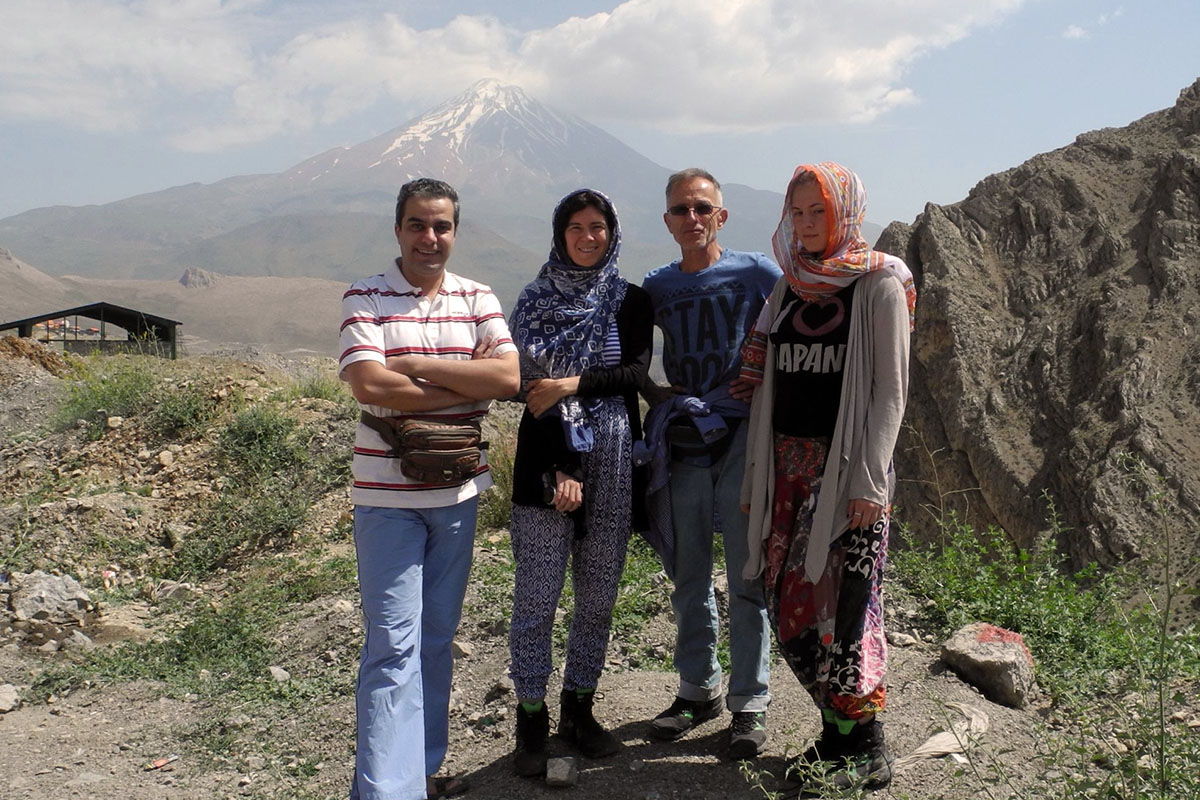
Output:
[559, 688, 621, 758]
[513, 701, 550, 777]
[787, 716, 893, 794]
[728, 710, 768, 760]
[787, 719, 844, 782]
[828, 718, 893, 789]
[647, 695, 724, 741]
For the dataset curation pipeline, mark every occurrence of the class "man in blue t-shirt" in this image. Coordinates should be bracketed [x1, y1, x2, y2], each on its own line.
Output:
[642, 168, 781, 759]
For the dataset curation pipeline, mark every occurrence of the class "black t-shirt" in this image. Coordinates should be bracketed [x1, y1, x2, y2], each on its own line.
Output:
[770, 282, 856, 437]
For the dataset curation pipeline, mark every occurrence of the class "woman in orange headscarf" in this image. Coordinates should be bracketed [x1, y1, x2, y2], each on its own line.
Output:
[738, 162, 915, 791]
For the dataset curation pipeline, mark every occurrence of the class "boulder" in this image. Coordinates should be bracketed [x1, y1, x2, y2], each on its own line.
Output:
[941, 623, 1037, 708]
[8, 571, 95, 626]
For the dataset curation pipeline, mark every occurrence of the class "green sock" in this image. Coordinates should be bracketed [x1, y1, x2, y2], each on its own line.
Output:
[520, 700, 544, 713]
[822, 709, 860, 735]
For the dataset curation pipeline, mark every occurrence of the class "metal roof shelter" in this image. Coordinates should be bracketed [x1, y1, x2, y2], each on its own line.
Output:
[0, 301, 181, 359]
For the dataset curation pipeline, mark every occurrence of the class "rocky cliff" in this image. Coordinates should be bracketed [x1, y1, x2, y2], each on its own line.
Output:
[879, 79, 1200, 579]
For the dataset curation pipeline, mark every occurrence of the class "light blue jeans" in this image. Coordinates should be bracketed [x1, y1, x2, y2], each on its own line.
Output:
[350, 500, 477, 800]
[668, 424, 771, 712]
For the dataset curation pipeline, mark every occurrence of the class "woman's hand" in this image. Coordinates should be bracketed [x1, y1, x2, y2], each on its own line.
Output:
[526, 377, 580, 417]
[728, 374, 757, 403]
[847, 498, 886, 530]
[642, 381, 682, 406]
[553, 470, 583, 513]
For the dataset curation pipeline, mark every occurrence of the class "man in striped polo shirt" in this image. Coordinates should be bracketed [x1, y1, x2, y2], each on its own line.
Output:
[339, 178, 520, 800]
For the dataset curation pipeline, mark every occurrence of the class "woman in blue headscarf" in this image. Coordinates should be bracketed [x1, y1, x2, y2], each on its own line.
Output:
[506, 189, 652, 777]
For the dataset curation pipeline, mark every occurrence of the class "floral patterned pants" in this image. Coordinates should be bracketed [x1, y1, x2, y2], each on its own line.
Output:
[763, 434, 887, 719]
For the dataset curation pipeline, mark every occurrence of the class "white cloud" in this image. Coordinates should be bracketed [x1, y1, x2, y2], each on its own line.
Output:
[1062, 24, 1088, 39]
[0, 0, 1030, 148]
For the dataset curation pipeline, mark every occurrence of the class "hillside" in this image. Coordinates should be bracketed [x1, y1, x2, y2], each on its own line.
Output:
[878, 78, 1200, 596]
[2, 343, 1197, 799]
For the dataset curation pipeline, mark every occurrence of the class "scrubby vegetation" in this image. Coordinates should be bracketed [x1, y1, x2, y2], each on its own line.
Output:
[4, 351, 1198, 799]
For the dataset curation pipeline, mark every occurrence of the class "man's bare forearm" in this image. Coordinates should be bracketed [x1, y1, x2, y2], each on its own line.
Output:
[344, 361, 474, 412]
[388, 352, 520, 400]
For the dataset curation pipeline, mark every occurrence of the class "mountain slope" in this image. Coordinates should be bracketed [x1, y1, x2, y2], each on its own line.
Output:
[0, 80, 783, 295]
[878, 78, 1200, 588]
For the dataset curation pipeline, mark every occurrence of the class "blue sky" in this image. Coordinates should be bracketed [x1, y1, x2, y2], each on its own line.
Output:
[0, 0, 1197, 226]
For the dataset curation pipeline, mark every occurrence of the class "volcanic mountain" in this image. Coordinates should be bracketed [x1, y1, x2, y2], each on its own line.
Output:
[0, 80, 782, 305]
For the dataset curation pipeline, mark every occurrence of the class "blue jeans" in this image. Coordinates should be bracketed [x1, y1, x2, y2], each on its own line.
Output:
[350, 501, 477, 800]
[668, 424, 771, 712]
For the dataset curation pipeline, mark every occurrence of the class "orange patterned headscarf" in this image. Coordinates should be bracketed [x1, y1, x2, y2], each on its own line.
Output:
[772, 162, 915, 330]
[738, 162, 915, 387]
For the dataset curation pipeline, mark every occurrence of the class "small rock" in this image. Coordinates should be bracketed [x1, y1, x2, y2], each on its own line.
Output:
[10, 570, 95, 626]
[0, 684, 20, 713]
[105, 416, 124, 430]
[162, 523, 190, 549]
[245, 755, 266, 771]
[452, 640, 473, 659]
[137, 449, 152, 461]
[268, 666, 291, 683]
[545, 757, 579, 787]
[888, 632, 920, 647]
[238, 775, 253, 786]
[484, 676, 515, 705]
[154, 580, 198, 604]
[62, 630, 95, 652]
[224, 713, 252, 731]
[39, 640, 61, 653]
[158, 450, 174, 468]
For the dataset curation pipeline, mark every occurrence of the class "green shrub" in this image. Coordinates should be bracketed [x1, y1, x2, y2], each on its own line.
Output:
[892, 514, 1132, 699]
[54, 357, 157, 436]
[147, 385, 219, 438]
[31, 601, 273, 701]
[218, 405, 308, 477]
[477, 435, 515, 532]
[169, 476, 311, 579]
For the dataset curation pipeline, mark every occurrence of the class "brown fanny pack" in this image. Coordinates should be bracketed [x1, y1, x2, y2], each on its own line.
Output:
[360, 412, 488, 485]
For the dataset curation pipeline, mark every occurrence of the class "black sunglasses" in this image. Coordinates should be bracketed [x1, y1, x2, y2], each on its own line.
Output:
[666, 202, 721, 218]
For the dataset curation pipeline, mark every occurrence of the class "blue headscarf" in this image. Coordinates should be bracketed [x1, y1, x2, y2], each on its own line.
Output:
[510, 189, 627, 451]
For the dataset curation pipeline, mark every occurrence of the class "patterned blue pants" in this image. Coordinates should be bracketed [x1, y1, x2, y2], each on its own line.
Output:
[508, 398, 633, 700]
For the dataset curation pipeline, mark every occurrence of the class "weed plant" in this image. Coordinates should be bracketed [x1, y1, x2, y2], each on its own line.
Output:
[147, 384, 220, 438]
[170, 405, 342, 578]
[54, 356, 157, 437]
[886, 452, 1200, 800]
[283, 371, 345, 404]
[892, 510, 1133, 699]
[32, 551, 359, 702]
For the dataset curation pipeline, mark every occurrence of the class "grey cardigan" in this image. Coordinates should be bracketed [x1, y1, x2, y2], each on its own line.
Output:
[740, 268, 911, 582]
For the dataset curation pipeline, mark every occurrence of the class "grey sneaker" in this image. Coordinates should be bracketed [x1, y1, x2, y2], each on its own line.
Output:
[728, 710, 767, 759]
[647, 695, 724, 741]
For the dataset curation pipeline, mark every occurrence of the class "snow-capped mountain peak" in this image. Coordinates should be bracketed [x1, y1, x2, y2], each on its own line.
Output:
[379, 79, 576, 164]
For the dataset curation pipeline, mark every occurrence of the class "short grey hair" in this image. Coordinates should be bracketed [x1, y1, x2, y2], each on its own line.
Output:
[665, 168, 723, 204]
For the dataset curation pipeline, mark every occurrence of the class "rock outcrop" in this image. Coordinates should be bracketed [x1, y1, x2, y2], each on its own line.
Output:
[879, 79, 1200, 582]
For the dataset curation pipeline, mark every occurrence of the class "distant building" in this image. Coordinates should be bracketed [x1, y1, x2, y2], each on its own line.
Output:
[0, 302, 181, 359]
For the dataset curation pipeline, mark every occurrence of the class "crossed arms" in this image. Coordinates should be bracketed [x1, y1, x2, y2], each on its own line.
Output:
[343, 336, 520, 412]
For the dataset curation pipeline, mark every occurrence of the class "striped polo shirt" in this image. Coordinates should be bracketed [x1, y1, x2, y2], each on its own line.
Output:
[338, 260, 517, 509]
